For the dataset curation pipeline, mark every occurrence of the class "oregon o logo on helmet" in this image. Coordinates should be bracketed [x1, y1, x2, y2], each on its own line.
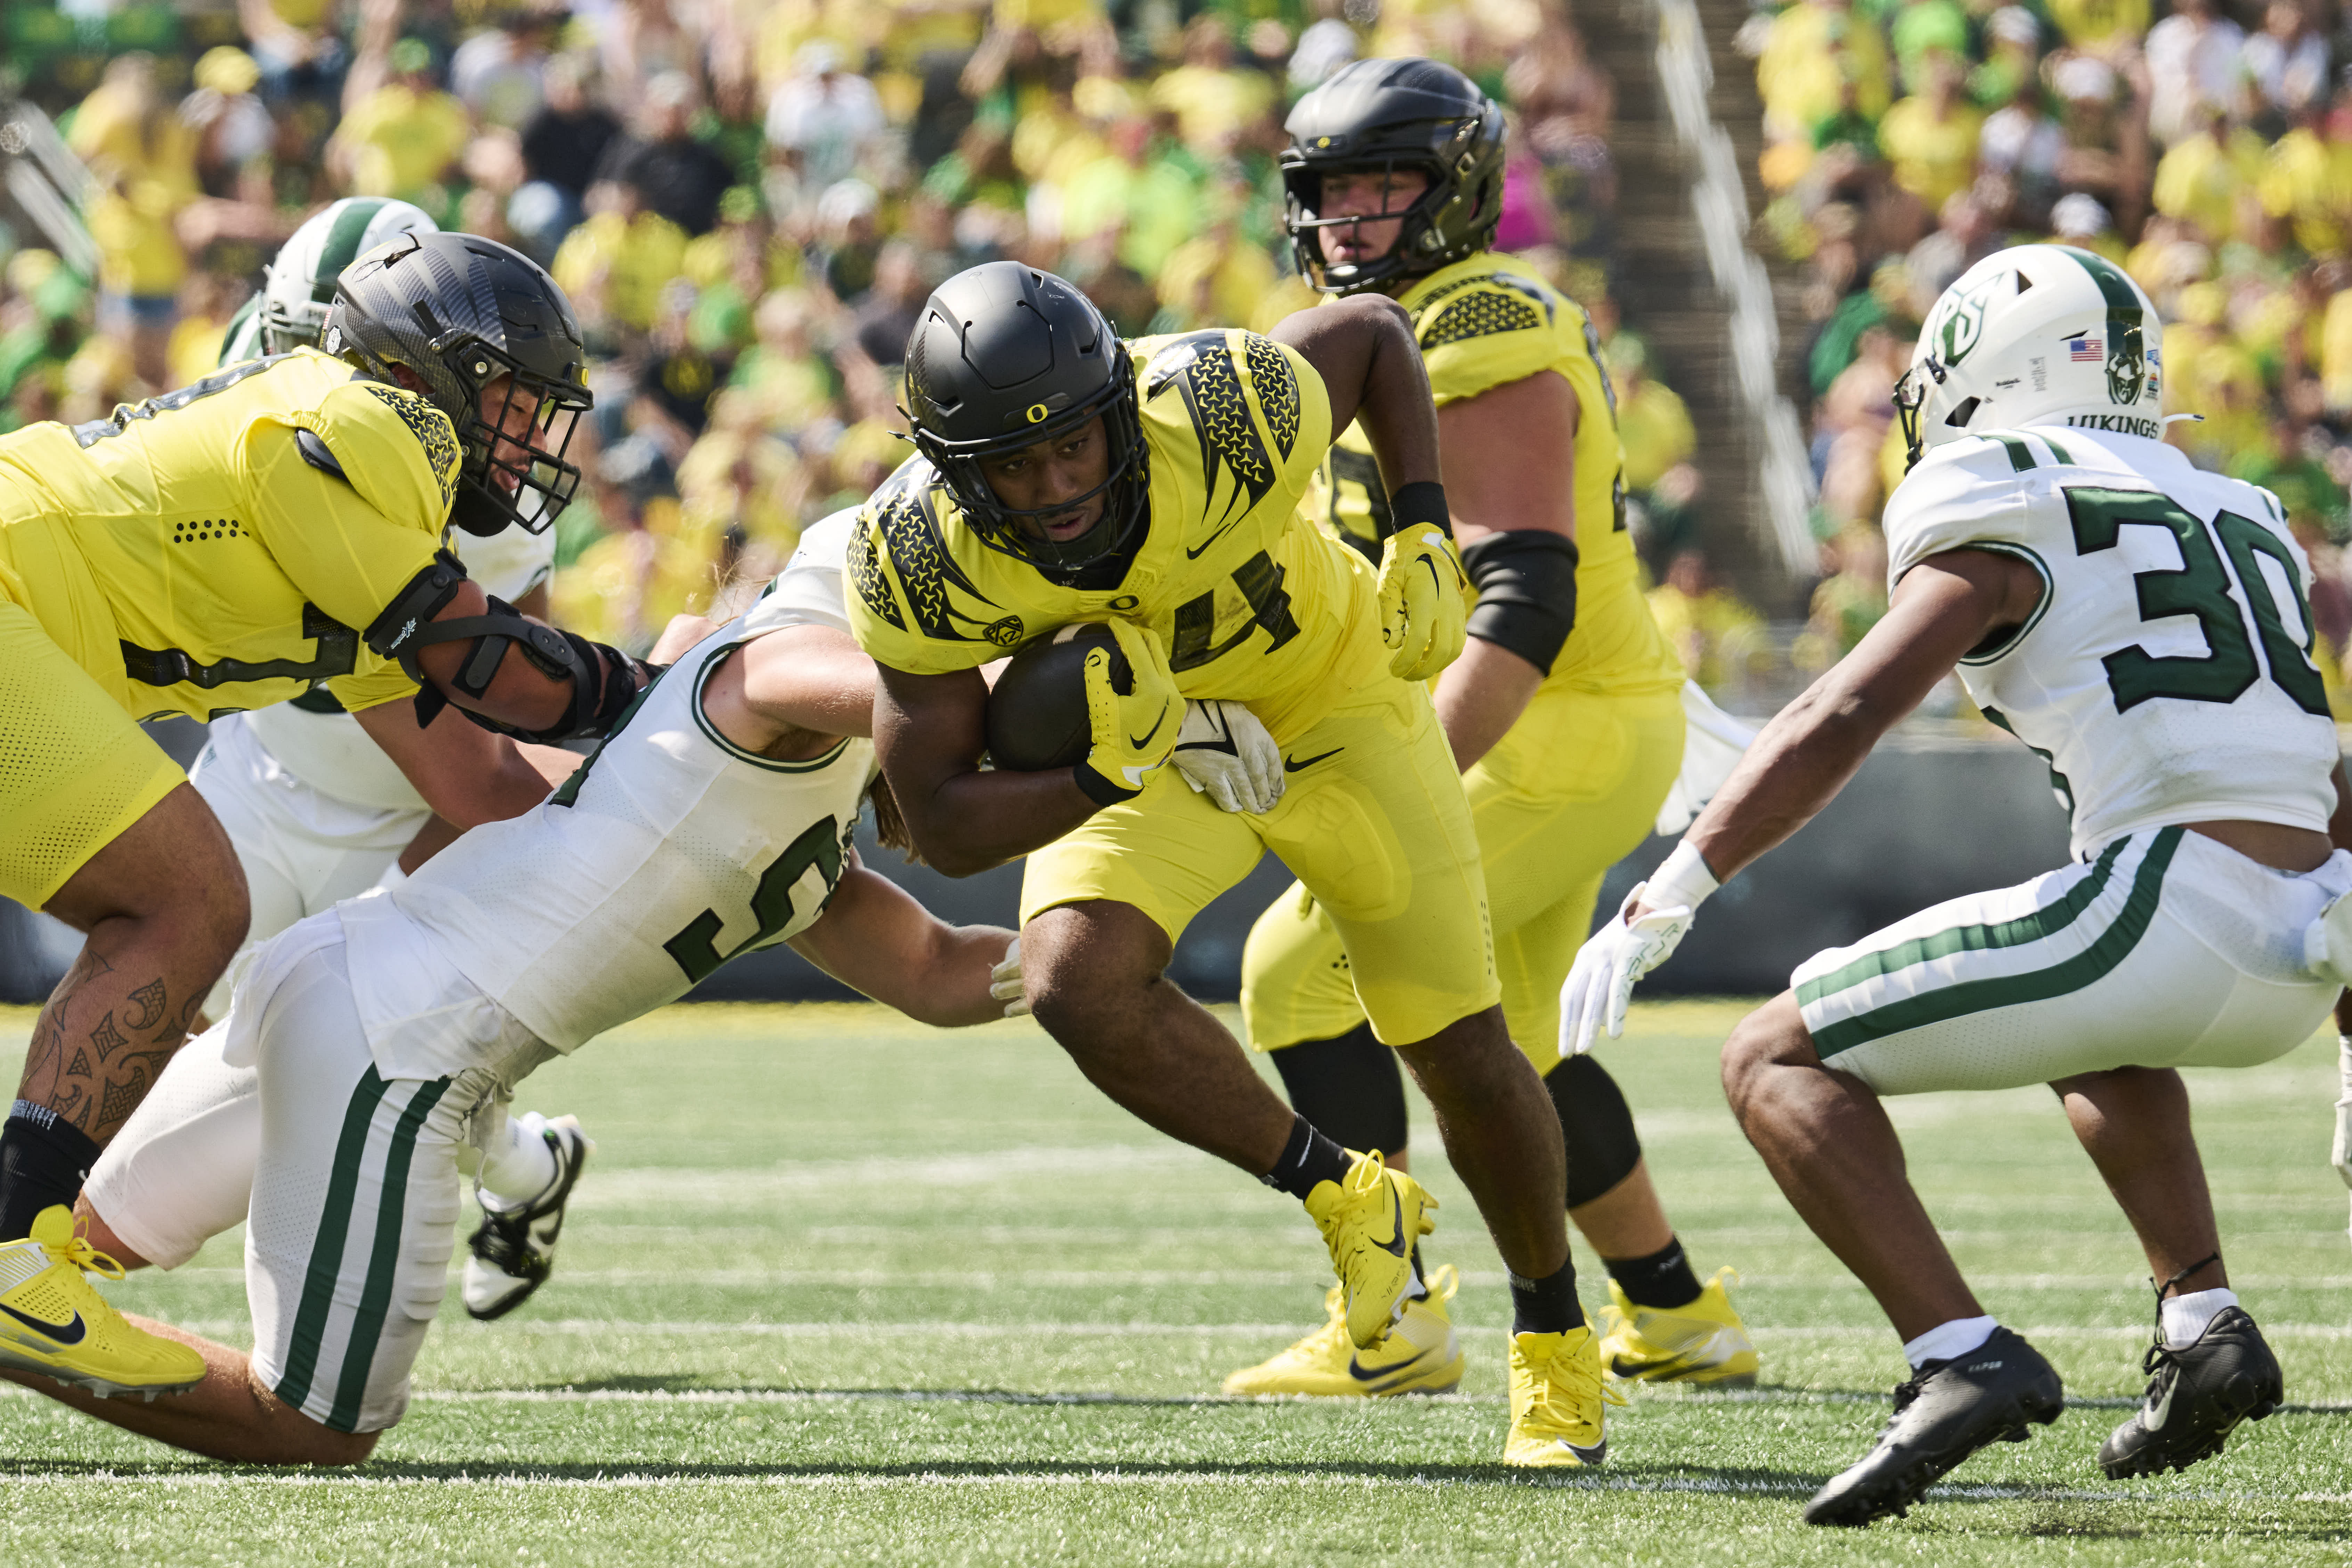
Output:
[1026, 403, 1049, 423]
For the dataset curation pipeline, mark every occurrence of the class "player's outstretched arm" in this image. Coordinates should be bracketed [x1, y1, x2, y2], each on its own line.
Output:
[1430, 370, 1582, 770]
[1670, 547, 2045, 892]
[1272, 295, 1466, 680]
[354, 697, 582, 833]
[873, 664, 1102, 877]
[724, 625, 883, 745]
[1560, 546, 2044, 1055]
[1269, 293, 1441, 489]
[789, 854, 1016, 1027]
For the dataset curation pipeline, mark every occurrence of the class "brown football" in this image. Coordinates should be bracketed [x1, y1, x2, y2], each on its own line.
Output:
[984, 623, 1127, 772]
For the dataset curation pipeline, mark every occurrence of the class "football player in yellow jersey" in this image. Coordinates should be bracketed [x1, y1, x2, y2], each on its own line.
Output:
[0, 233, 649, 1398]
[851, 259, 1614, 1467]
[1225, 60, 1757, 1405]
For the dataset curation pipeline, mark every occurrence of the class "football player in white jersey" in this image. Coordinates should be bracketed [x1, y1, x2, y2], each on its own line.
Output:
[0, 513, 1022, 1462]
[1563, 245, 2352, 1526]
[194, 200, 592, 1319]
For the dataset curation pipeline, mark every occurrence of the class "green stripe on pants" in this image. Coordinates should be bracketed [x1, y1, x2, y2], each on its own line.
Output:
[274, 1067, 392, 1415]
[327, 1075, 452, 1433]
[1797, 835, 2132, 1006]
[1812, 828, 2182, 1060]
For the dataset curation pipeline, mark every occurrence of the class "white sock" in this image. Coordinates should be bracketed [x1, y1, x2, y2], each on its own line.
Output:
[2161, 1286, 2237, 1348]
[478, 1111, 558, 1210]
[1903, 1315, 1999, 1370]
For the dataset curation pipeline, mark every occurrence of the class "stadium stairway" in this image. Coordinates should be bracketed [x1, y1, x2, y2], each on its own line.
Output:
[1580, 0, 1816, 614]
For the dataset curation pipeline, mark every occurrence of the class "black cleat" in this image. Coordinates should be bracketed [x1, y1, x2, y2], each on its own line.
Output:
[1804, 1327, 2065, 1528]
[2098, 1306, 2281, 1479]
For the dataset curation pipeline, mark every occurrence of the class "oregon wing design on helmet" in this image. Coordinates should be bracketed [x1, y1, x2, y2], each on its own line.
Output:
[902, 261, 1149, 571]
[1896, 244, 2164, 470]
[1280, 57, 1506, 295]
[323, 231, 593, 537]
[260, 197, 439, 354]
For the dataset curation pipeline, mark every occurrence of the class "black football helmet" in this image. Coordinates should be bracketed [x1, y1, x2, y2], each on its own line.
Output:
[1280, 57, 1506, 296]
[901, 261, 1149, 572]
[322, 231, 593, 537]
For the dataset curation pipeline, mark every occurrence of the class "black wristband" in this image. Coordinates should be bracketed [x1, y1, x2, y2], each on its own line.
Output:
[1071, 758, 1141, 808]
[1386, 480, 1452, 540]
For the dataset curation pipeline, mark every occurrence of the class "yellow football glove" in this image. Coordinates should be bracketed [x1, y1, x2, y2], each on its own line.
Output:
[1377, 522, 1469, 681]
[1071, 619, 1187, 806]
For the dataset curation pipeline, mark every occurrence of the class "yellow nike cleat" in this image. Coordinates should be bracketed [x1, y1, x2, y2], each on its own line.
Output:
[1223, 1265, 1465, 1397]
[0, 1207, 205, 1400]
[1303, 1149, 1435, 1348]
[1506, 1324, 1624, 1467]
[1597, 1267, 1760, 1388]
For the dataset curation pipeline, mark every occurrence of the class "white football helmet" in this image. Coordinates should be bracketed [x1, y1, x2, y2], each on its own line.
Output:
[259, 197, 439, 354]
[1895, 244, 2164, 470]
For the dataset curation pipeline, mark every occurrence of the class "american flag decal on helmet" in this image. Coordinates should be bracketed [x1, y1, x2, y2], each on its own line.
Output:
[2068, 338, 2103, 362]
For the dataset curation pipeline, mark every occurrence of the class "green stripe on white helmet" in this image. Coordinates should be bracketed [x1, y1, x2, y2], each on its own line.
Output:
[1896, 244, 2164, 472]
[259, 197, 439, 354]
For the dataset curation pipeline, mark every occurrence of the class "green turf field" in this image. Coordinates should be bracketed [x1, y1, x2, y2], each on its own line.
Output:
[2, 998, 2349, 1565]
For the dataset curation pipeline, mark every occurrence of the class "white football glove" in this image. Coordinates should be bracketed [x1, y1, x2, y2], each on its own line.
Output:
[2333, 1033, 2352, 1191]
[989, 936, 1029, 1018]
[1559, 885, 1696, 1058]
[1170, 699, 1285, 815]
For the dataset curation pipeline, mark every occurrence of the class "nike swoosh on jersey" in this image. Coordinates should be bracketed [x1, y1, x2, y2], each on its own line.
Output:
[1283, 747, 1344, 773]
[0, 1301, 87, 1346]
[1128, 707, 1170, 751]
[1185, 518, 1246, 560]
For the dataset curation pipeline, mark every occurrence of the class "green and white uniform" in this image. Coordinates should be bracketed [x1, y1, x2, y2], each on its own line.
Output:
[83, 539, 869, 1433]
[1795, 425, 2351, 1094]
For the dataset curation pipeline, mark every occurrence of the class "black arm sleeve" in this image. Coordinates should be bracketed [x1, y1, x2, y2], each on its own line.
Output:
[1461, 529, 1579, 675]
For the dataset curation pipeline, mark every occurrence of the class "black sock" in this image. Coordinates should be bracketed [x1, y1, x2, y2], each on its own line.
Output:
[1606, 1237, 1704, 1310]
[0, 1103, 103, 1239]
[1260, 1114, 1353, 1201]
[1509, 1261, 1585, 1336]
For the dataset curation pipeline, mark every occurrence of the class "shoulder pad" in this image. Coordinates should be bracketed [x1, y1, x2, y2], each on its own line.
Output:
[295, 428, 347, 481]
[299, 380, 463, 529]
[1884, 435, 2043, 581]
[1413, 274, 1556, 348]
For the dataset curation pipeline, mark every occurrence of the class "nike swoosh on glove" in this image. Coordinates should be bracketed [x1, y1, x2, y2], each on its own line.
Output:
[1171, 699, 1285, 814]
[1071, 620, 1186, 806]
[990, 937, 1028, 1018]
[1558, 884, 1694, 1058]
[1376, 524, 1469, 681]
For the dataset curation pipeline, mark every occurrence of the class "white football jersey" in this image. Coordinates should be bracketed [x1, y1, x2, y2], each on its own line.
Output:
[1885, 424, 2338, 860]
[340, 600, 874, 1070]
[233, 522, 558, 811]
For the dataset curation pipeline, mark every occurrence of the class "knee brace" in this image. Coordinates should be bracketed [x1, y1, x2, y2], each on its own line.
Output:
[1269, 1023, 1409, 1158]
[1546, 1053, 1643, 1208]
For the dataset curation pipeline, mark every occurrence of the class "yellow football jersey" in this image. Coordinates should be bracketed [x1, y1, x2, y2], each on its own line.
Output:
[0, 348, 459, 722]
[848, 329, 1389, 744]
[1308, 252, 1685, 700]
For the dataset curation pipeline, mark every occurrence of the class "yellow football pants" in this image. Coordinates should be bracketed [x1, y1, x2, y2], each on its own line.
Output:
[1022, 675, 1500, 1047]
[1242, 682, 1684, 1076]
[0, 595, 185, 907]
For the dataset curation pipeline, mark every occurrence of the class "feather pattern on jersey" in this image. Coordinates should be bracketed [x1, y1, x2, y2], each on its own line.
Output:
[847, 513, 905, 631]
[1158, 330, 1279, 528]
[1243, 334, 1301, 461]
[1419, 284, 1545, 348]
[874, 473, 1003, 642]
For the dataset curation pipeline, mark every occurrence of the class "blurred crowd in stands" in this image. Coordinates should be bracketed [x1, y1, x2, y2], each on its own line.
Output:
[15, 0, 2335, 718]
[1744, 0, 2352, 710]
[4, 0, 1707, 667]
